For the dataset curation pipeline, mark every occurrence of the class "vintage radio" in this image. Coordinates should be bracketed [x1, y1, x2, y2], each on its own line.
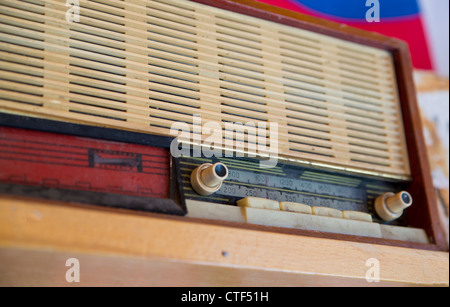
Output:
[0, 0, 446, 252]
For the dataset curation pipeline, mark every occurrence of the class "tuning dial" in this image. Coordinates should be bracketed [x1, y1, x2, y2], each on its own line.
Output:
[190, 163, 228, 196]
[375, 191, 413, 222]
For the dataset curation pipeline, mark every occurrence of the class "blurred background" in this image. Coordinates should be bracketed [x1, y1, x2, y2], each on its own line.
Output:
[256, 0, 449, 246]
[255, 0, 449, 76]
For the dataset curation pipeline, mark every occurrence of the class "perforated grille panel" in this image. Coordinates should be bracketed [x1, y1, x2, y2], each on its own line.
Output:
[0, 0, 410, 178]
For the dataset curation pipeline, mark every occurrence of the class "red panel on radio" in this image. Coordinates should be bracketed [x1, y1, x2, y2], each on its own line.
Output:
[0, 127, 170, 199]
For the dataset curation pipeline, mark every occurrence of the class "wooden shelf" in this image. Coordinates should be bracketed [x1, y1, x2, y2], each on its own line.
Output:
[0, 195, 448, 286]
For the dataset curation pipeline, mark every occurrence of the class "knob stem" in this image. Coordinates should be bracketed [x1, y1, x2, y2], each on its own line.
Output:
[375, 191, 413, 222]
[386, 191, 412, 213]
[201, 163, 228, 188]
[191, 163, 228, 196]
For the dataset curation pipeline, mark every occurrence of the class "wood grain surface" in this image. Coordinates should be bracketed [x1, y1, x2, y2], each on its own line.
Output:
[0, 195, 448, 286]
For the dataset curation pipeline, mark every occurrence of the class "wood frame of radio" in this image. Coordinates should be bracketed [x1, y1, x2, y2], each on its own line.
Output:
[185, 0, 446, 251]
[0, 0, 448, 287]
[0, 0, 444, 251]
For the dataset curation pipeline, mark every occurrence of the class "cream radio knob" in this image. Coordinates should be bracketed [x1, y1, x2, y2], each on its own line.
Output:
[190, 163, 229, 196]
[375, 191, 413, 222]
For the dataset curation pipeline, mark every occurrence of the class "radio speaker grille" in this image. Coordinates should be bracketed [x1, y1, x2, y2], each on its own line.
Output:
[0, 0, 410, 178]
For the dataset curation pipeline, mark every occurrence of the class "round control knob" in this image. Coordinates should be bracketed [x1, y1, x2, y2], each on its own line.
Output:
[375, 191, 413, 222]
[190, 163, 228, 196]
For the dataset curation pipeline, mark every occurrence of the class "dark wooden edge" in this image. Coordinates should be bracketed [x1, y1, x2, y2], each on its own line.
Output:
[393, 47, 447, 251]
[0, 113, 173, 148]
[189, 0, 447, 251]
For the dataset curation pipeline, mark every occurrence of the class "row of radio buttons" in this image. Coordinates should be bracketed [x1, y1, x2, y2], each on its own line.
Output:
[236, 197, 373, 223]
[236, 191, 413, 223]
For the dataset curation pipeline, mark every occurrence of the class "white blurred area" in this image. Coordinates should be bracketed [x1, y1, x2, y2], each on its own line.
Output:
[415, 70, 449, 248]
[418, 0, 450, 77]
